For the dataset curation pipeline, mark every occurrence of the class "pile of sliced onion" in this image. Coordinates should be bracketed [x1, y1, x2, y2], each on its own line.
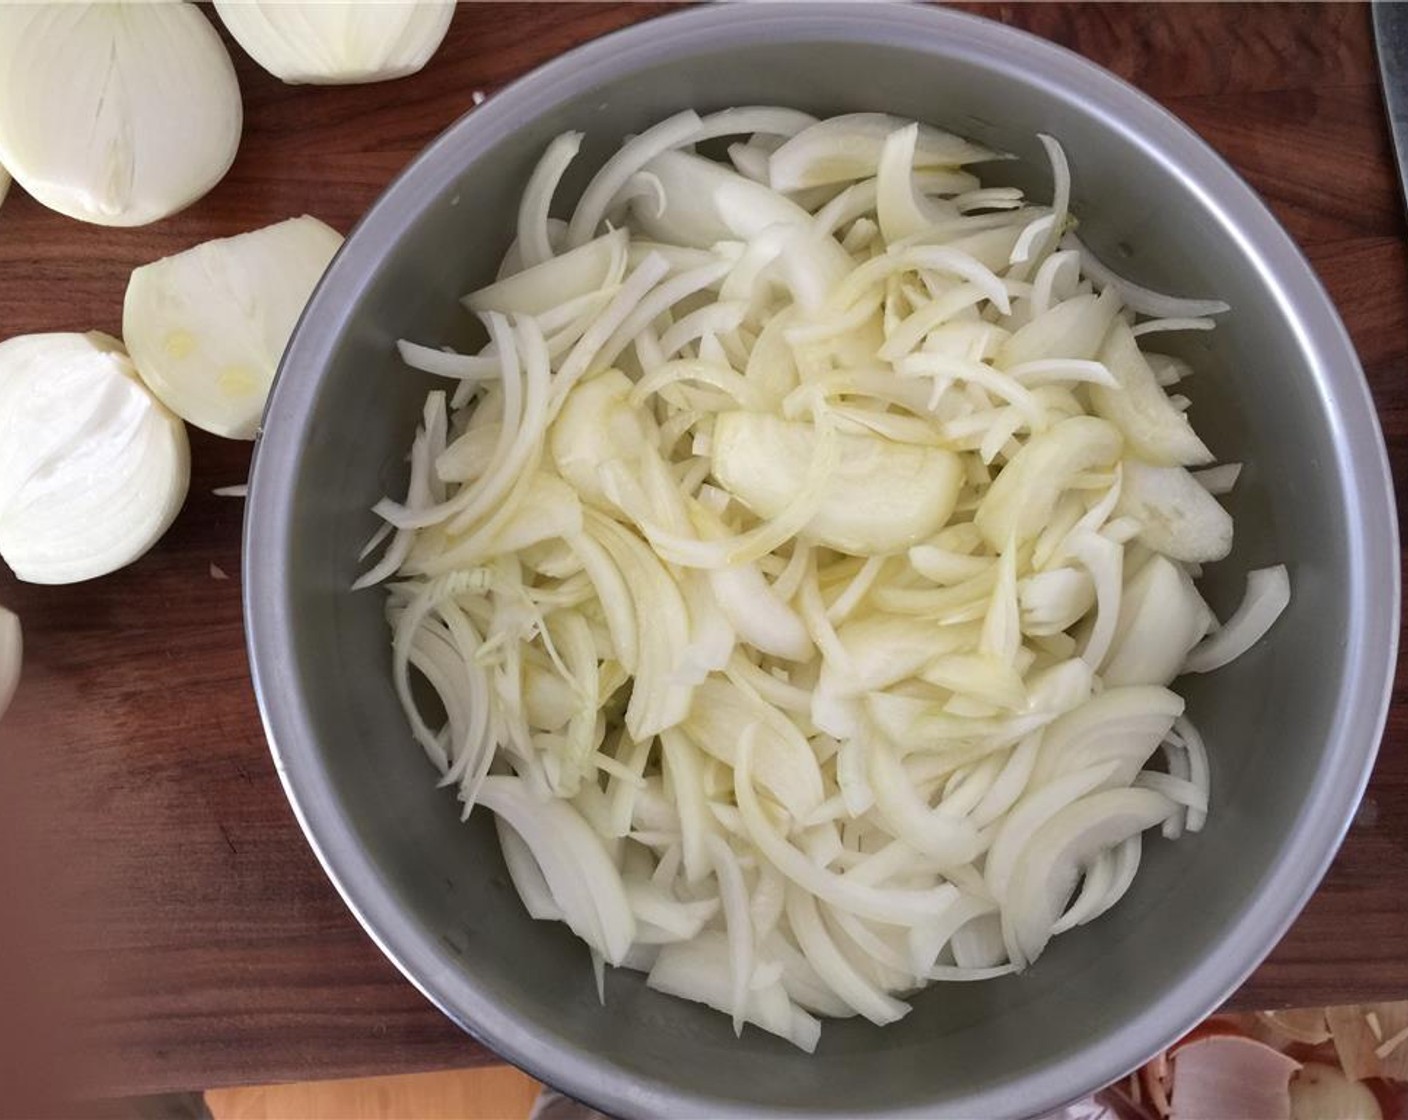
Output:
[360, 109, 1291, 1049]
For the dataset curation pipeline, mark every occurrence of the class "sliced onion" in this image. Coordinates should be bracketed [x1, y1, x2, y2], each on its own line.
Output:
[566, 111, 704, 248]
[478, 775, 636, 965]
[1064, 232, 1231, 319]
[737, 732, 958, 926]
[1117, 458, 1234, 564]
[709, 561, 813, 662]
[517, 132, 583, 269]
[785, 886, 910, 1025]
[877, 123, 954, 243]
[685, 677, 823, 820]
[396, 340, 500, 382]
[1103, 554, 1214, 686]
[633, 149, 816, 250]
[1001, 786, 1177, 965]
[866, 731, 983, 867]
[769, 113, 1001, 193]
[549, 369, 656, 508]
[1031, 685, 1184, 790]
[496, 816, 563, 922]
[974, 416, 1123, 548]
[997, 288, 1121, 369]
[625, 879, 718, 944]
[1184, 565, 1291, 673]
[1192, 462, 1242, 496]
[465, 228, 628, 317]
[1091, 318, 1213, 467]
[588, 513, 694, 739]
[648, 932, 821, 1051]
[712, 411, 962, 556]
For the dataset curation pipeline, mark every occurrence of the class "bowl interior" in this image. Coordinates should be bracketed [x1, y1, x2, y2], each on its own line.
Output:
[251, 10, 1385, 1118]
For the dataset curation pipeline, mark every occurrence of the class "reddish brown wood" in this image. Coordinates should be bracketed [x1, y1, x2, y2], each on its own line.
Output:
[0, 1, 1404, 1098]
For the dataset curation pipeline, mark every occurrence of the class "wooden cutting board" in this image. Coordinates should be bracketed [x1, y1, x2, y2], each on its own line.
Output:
[0, 2, 1404, 1098]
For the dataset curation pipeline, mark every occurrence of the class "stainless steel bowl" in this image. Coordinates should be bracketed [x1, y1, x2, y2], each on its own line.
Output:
[244, 6, 1399, 1116]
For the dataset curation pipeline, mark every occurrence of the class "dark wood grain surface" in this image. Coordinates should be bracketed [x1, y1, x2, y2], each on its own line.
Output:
[0, 2, 1404, 1098]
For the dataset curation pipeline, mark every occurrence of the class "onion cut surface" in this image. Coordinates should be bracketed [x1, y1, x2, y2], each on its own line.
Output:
[0, 3, 242, 227]
[358, 109, 1289, 1048]
[123, 215, 343, 439]
[0, 332, 189, 584]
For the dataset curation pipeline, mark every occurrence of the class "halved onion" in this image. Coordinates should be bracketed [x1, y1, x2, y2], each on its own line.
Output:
[0, 333, 189, 584]
[123, 216, 343, 439]
[214, 1, 454, 86]
[0, 3, 241, 226]
[0, 605, 19, 721]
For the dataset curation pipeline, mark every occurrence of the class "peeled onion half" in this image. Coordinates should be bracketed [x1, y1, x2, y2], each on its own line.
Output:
[214, 1, 454, 85]
[0, 605, 19, 722]
[0, 3, 242, 226]
[123, 215, 344, 440]
[0, 333, 189, 584]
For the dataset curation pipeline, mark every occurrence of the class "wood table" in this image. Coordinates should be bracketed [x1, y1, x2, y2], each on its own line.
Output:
[0, 1, 1404, 1100]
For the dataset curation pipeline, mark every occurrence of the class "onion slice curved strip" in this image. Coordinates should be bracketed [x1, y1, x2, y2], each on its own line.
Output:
[1002, 786, 1177, 965]
[1183, 565, 1291, 673]
[737, 731, 958, 927]
[476, 775, 636, 965]
[1063, 232, 1230, 319]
